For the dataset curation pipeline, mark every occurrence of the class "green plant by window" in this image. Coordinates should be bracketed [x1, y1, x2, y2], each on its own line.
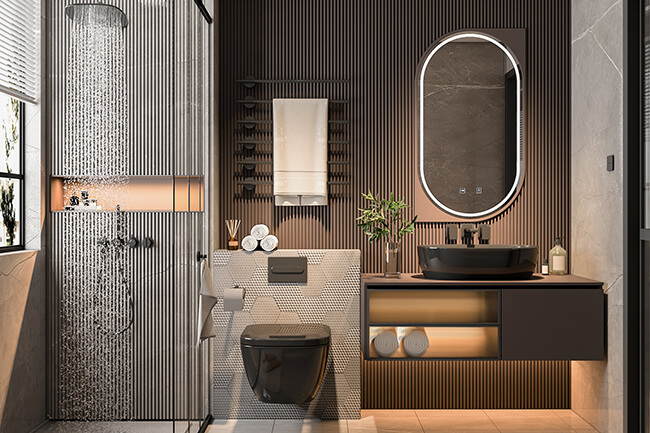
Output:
[357, 191, 417, 243]
[1, 182, 16, 245]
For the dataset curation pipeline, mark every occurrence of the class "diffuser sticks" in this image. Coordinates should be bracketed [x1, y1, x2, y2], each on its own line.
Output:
[225, 219, 241, 250]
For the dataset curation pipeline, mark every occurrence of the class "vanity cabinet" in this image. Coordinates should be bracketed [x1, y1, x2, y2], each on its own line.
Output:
[361, 274, 604, 361]
[501, 288, 604, 360]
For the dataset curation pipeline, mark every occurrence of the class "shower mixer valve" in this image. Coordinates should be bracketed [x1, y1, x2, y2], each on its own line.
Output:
[127, 235, 139, 249]
[97, 235, 154, 250]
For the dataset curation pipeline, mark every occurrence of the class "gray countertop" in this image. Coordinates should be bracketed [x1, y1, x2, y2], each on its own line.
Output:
[361, 273, 603, 287]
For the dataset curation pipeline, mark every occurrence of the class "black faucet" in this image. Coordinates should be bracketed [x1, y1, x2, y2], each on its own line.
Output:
[478, 224, 491, 244]
[445, 224, 458, 244]
[460, 224, 478, 246]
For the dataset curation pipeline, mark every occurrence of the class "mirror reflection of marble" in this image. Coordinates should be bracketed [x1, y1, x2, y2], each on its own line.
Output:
[418, 32, 523, 219]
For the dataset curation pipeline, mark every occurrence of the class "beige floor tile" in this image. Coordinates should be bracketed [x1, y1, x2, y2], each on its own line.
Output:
[496, 430, 576, 433]
[272, 419, 348, 433]
[419, 430, 506, 433]
[484, 410, 573, 431]
[36, 421, 177, 433]
[415, 410, 488, 419]
[361, 410, 420, 419]
[553, 410, 598, 430]
[208, 419, 275, 433]
[350, 411, 423, 433]
[348, 424, 423, 433]
[416, 410, 498, 431]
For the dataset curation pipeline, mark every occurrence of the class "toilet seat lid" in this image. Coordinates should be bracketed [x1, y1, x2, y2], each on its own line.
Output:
[241, 324, 330, 347]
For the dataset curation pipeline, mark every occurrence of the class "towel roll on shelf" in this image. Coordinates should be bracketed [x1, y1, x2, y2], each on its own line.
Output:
[399, 327, 430, 358]
[251, 224, 270, 240]
[260, 235, 279, 252]
[372, 328, 399, 358]
[241, 235, 258, 252]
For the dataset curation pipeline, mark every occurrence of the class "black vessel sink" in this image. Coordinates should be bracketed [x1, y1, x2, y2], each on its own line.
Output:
[418, 245, 539, 280]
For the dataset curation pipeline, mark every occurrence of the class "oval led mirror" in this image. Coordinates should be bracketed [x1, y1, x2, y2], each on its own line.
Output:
[416, 31, 524, 220]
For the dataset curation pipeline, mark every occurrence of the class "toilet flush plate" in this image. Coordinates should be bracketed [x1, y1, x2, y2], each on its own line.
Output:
[268, 257, 308, 283]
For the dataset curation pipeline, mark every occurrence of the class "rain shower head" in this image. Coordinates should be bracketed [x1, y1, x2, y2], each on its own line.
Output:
[65, 3, 128, 28]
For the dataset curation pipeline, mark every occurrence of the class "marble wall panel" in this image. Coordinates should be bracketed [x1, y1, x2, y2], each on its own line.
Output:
[570, 0, 624, 431]
[0, 250, 47, 433]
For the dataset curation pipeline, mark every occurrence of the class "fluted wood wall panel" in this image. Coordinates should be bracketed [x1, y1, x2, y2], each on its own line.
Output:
[219, 0, 570, 409]
[219, 0, 569, 274]
[362, 359, 570, 409]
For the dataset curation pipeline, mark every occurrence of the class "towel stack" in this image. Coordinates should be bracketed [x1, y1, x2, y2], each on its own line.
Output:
[372, 328, 399, 358]
[399, 327, 429, 357]
[242, 224, 279, 252]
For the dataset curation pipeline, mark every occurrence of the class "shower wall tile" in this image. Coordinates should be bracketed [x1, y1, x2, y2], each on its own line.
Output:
[48, 0, 207, 177]
[49, 212, 208, 421]
[570, 0, 624, 432]
[212, 250, 360, 420]
[24, 101, 44, 250]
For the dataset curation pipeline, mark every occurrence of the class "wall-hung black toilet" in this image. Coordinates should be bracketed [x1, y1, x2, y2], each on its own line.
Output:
[240, 324, 330, 404]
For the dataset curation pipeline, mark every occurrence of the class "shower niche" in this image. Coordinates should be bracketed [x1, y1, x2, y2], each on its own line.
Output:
[47, 1, 213, 430]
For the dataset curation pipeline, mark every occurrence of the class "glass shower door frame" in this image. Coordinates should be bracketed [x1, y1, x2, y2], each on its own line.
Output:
[626, 0, 646, 432]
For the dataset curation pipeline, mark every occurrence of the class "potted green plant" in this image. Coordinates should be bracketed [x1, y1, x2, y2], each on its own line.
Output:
[357, 191, 417, 277]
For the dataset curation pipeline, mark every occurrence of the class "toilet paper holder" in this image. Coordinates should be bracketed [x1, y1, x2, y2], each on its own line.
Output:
[224, 285, 246, 311]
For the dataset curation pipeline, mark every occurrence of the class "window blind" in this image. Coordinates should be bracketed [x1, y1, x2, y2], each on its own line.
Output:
[0, 0, 39, 104]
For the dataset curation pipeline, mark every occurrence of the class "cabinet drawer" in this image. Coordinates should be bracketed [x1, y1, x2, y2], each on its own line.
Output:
[501, 288, 604, 360]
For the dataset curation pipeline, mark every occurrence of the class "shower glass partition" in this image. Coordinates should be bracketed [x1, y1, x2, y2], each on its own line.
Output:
[47, 1, 213, 431]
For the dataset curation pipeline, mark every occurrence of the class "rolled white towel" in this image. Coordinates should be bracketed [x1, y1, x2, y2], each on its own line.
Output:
[241, 235, 258, 252]
[251, 224, 270, 240]
[372, 328, 399, 358]
[260, 235, 279, 252]
[400, 328, 429, 357]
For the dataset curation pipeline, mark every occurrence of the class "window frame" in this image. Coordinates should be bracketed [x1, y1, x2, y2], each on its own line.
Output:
[0, 99, 25, 253]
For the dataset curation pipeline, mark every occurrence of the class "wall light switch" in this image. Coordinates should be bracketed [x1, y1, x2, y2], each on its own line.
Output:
[607, 155, 615, 172]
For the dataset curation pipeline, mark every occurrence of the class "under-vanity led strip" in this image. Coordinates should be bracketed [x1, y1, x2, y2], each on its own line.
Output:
[418, 32, 523, 219]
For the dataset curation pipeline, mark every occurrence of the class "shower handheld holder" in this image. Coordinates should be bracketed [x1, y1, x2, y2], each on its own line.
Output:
[94, 206, 134, 336]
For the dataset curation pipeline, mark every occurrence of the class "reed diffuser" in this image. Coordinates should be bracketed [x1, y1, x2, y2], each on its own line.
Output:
[225, 220, 241, 250]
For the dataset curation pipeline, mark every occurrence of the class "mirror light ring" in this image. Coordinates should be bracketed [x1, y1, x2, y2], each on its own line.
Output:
[418, 32, 523, 219]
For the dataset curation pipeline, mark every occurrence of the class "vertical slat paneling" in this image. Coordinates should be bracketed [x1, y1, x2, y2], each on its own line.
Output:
[361, 359, 570, 409]
[49, 0, 203, 177]
[48, 0, 211, 422]
[219, 0, 569, 273]
[219, 0, 570, 409]
[49, 211, 206, 420]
